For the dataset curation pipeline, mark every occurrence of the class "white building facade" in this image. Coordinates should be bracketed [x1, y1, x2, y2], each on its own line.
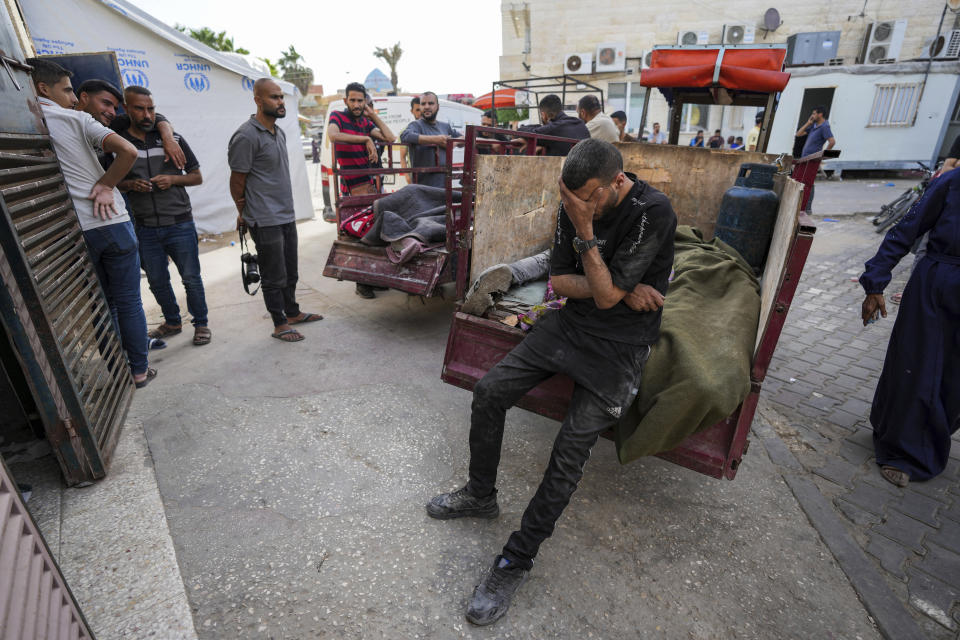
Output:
[499, 0, 959, 167]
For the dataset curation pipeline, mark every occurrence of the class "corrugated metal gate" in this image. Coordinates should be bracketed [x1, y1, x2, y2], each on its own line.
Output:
[0, 457, 94, 639]
[0, 27, 133, 485]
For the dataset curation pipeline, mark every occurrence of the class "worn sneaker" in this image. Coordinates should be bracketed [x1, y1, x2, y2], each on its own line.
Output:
[465, 556, 529, 626]
[460, 264, 513, 316]
[426, 486, 499, 520]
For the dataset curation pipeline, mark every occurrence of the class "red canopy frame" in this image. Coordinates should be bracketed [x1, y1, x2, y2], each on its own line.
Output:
[638, 44, 790, 151]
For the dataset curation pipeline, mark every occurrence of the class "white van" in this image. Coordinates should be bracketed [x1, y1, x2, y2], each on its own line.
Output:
[320, 95, 483, 219]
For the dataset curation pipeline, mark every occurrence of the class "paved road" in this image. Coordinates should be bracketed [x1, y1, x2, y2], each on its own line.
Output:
[121, 173, 960, 639]
[761, 213, 960, 639]
[130, 212, 880, 639]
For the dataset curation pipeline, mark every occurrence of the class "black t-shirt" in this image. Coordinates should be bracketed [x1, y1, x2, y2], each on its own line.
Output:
[551, 174, 677, 345]
[949, 134, 960, 160]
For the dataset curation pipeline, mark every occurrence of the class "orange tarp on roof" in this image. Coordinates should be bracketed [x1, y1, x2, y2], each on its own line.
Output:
[640, 48, 790, 93]
[474, 89, 519, 110]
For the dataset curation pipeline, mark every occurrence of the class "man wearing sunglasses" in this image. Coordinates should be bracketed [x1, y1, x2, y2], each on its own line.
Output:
[427, 139, 677, 625]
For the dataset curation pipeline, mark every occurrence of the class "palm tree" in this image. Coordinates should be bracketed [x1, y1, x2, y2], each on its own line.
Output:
[373, 42, 402, 93]
[258, 58, 280, 78]
[174, 24, 249, 54]
[278, 45, 313, 95]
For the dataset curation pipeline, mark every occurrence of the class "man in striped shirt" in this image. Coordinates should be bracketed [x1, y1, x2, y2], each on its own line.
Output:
[327, 82, 395, 197]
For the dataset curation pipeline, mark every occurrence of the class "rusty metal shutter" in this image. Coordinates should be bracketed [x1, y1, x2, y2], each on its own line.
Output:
[0, 37, 134, 485]
[0, 129, 134, 486]
[0, 457, 94, 639]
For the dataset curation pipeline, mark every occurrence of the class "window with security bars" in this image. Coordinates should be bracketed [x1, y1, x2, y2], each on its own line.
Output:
[867, 83, 921, 127]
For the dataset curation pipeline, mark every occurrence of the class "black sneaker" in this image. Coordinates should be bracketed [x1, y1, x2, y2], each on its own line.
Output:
[465, 556, 529, 626]
[355, 283, 376, 299]
[426, 486, 499, 520]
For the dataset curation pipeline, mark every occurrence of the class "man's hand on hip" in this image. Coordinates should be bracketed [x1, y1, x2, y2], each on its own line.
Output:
[88, 183, 118, 220]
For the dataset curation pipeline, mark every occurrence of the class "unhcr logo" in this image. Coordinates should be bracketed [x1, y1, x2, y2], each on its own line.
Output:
[242, 76, 255, 92]
[122, 68, 149, 89]
[184, 72, 211, 93]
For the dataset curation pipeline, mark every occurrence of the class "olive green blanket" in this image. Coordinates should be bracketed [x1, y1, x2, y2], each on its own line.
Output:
[615, 225, 760, 464]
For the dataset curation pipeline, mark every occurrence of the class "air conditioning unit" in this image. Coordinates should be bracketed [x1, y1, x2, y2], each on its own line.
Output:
[930, 29, 960, 59]
[641, 50, 654, 69]
[563, 52, 592, 75]
[595, 42, 626, 72]
[722, 24, 756, 45]
[859, 20, 908, 64]
[676, 30, 709, 46]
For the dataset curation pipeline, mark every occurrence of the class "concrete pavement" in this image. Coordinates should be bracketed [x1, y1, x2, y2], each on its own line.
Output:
[17, 172, 954, 638]
[760, 212, 960, 639]
[126, 181, 884, 638]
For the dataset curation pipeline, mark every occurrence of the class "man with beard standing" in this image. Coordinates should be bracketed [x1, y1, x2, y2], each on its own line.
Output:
[401, 91, 461, 188]
[27, 59, 155, 387]
[327, 82, 395, 197]
[110, 86, 211, 347]
[229, 78, 323, 343]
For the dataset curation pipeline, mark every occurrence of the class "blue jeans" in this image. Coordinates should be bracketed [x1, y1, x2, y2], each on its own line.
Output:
[136, 221, 208, 327]
[82, 221, 149, 375]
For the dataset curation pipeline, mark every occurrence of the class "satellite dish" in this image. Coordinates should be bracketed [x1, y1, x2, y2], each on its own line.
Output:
[764, 8, 782, 31]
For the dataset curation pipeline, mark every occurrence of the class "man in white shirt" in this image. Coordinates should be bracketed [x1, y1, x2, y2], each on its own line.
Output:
[576, 95, 619, 144]
[28, 58, 156, 388]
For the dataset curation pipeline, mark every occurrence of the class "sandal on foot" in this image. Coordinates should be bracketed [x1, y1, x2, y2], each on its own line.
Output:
[880, 465, 909, 487]
[134, 368, 158, 389]
[193, 326, 212, 346]
[148, 323, 182, 339]
[289, 312, 323, 324]
[272, 329, 304, 342]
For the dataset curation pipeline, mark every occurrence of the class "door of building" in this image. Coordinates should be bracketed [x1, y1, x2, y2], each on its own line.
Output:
[794, 87, 835, 158]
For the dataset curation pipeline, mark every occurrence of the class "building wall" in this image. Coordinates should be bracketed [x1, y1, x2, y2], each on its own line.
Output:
[500, 0, 950, 144]
[766, 67, 960, 170]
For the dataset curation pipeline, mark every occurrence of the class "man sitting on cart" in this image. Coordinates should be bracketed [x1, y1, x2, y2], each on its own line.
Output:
[427, 139, 677, 625]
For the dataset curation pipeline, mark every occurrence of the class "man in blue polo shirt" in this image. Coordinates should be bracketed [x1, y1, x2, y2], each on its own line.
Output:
[796, 105, 836, 212]
[111, 85, 211, 347]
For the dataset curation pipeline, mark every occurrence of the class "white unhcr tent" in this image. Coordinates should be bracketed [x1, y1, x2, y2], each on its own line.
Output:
[20, 0, 313, 234]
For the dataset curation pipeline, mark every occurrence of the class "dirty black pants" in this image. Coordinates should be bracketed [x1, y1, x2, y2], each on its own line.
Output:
[248, 221, 300, 326]
[466, 316, 649, 570]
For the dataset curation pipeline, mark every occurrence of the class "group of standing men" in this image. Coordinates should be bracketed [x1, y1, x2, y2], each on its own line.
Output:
[29, 58, 319, 397]
[28, 58, 212, 388]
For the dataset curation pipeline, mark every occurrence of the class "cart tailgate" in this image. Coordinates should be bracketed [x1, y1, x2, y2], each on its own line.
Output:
[323, 239, 450, 297]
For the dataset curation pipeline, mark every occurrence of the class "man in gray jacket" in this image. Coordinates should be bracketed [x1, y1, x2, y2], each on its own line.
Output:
[400, 91, 461, 188]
